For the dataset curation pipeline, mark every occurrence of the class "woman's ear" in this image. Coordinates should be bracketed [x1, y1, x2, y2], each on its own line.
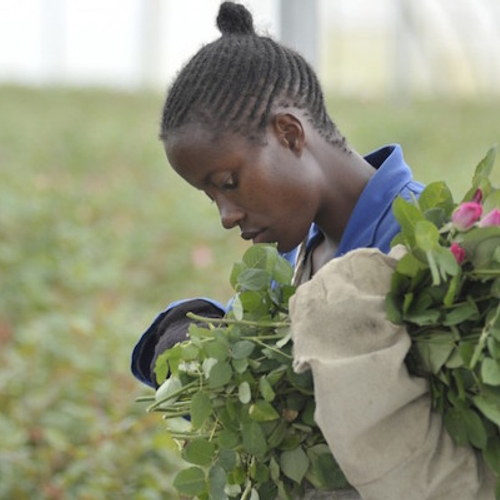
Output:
[271, 113, 305, 155]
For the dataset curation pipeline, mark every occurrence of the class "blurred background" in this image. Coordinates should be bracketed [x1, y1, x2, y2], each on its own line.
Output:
[0, 1, 499, 499]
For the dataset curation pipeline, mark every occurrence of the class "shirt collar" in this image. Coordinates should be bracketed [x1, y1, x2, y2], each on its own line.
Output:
[335, 144, 412, 255]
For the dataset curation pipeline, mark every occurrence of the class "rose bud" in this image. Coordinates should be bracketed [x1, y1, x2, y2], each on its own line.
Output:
[472, 188, 483, 204]
[450, 242, 466, 264]
[479, 207, 500, 227]
[451, 202, 482, 231]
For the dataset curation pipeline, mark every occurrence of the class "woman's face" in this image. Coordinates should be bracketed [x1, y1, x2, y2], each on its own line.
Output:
[164, 122, 322, 253]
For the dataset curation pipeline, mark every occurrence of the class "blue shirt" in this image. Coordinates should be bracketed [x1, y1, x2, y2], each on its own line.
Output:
[131, 144, 424, 386]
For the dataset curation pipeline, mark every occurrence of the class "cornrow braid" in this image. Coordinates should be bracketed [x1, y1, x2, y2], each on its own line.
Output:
[160, 1, 345, 148]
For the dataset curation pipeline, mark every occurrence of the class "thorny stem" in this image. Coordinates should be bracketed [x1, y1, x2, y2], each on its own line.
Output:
[251, 338, 293, 359]
[158, 410, 191, 418]
[136, 395, 156, 403]
[240, 478, 253, 500]
[187, 312, 290, 329]
[169, 431, 217, 440]
[469, 270, 500, 277]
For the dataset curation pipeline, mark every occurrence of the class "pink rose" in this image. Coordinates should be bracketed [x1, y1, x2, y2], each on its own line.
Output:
[450, 242, 466, 264]
[451, 202, 482, 231]
[479, 208, 500, 227]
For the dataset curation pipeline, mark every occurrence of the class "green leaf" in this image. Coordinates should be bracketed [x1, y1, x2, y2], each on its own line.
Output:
[232, 294, 244, 321]
[269, 456, 280, 482]
[483, 438, 500, 476]
[259, 377, 276, 402]
[239, 290, 265, 313]
[435, 246, 460, 279]
[392, 196, 425, 237]
[209, 464, 228, 500]
[418, 181, 454, 215]
[443, 273, 460, 307]
[173, 467, 206, 496]
[250, 461, 269, 483]
[481, 358, 500, 386]
[267, 420, 286, 448]
[218, 430, 240, 449]
[216, 449, 237, 472]
[472, 145, 497, 186]
[444, 408, 469, 446]
[182, 343, 200, 361]
[488, 337, 500, 360]
[232, 340, 255, 359]
[280, 447, 310, 484]
[270, 254, 294, 285]
[155, 376, 182, 408]
[203, 358, 218, 378]
[459, 340, 476, 366]
[483, 188, 500, 214]
[238, 381, 252, 404]
[442, 302, 479, 326]
[238, 268, 271, 291]
[249, 487, 260, 500]
[385, 292, 403, 324]
[473, 395, 500, 427]
[155, 344, 182, 380]
[183, 438, 217, 466]
[232, 357, 249, 374]
[424, 207, 448, 228]
[414, 220, 440, 252]
[426, 250, 441, 286]
[204, 338, 230, 361]
[461, 407, 488, 449]
[191, 391, 212, 429]
[403, 293, 414, 316]
[415, 334, 454, 374]
[230, 261, 246, 289]
[405, 307, 440, 326]
[396, 251, 428, 278]
[208, 361, 232, 389]
[242, 421, 267, 456]
[445, 347, 464, 369]
[249, 401, 280, 421]
[242, 243, 274, 269]
[460, 226, 500, 269]
[307, 448, 349, 490]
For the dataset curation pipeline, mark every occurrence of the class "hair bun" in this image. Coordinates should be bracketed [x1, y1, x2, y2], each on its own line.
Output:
[216, 2, 255, 36]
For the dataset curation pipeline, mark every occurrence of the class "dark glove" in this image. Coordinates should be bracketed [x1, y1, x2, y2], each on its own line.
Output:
[149, 300, 224, 387]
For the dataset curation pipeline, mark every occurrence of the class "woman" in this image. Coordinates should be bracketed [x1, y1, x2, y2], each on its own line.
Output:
[131, 3, 495, 499]
[132, 0, 422, 389]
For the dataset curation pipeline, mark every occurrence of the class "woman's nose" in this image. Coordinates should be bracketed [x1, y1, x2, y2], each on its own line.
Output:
[218, 198, 245, 230]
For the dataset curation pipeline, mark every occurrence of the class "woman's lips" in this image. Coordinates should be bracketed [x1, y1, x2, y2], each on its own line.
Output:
[241, 229, 265, 243]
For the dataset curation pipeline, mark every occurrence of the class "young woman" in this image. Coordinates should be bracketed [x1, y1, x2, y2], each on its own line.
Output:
[132, 1, 423, 388]
[132, 3, 495, 499]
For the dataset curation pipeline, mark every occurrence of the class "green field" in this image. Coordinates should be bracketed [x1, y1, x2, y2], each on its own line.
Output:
[0, 85, 499, 499]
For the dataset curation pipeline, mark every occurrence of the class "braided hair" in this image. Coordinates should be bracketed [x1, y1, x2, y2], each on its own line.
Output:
[160, 1, 345, 147]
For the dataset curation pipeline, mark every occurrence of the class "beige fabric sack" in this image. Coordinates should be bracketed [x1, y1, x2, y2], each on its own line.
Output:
[289, 248, 496, 500]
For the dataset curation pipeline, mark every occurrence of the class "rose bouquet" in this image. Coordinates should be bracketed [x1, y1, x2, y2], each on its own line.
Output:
[139, 245, 350, 500]
[138, 146, 500, 499]
[386, 146, 500, 496]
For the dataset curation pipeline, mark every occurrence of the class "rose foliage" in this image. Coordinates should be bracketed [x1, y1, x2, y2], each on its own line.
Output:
[386, 146, 500, 497]
[140, 245, 350, 499]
